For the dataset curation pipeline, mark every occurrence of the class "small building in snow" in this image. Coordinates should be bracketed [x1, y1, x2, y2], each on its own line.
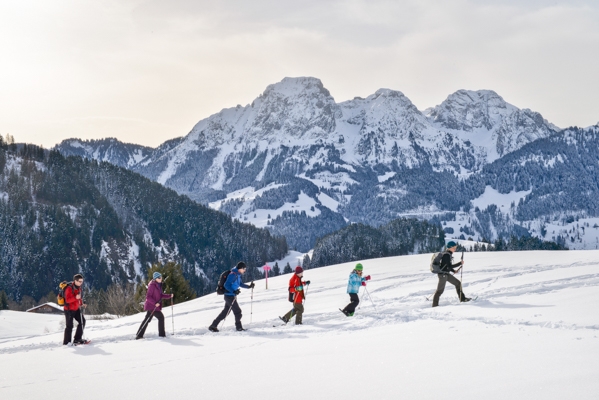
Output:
[26, 302, 64, 315]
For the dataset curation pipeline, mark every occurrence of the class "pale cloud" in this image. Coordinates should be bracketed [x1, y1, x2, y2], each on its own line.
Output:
[0, 0, 597, 148]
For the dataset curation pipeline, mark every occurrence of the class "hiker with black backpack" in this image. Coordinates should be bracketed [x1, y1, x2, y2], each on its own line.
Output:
[62, 274, 88, 345]
[341, 263, 370, 316]
[135, 272, 174, 340]
[209, 262, 255, 332]
[279, 266, 310, 325]
[430, 241, 471, 307]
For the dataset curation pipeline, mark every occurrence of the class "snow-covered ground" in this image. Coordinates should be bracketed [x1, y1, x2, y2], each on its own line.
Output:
[1, 251, 598, 399]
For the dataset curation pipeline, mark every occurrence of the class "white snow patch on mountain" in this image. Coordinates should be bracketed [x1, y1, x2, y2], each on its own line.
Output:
[317, 192, 339, 212]
[377, 171, 396, 182]
[472, 186, 531, 211]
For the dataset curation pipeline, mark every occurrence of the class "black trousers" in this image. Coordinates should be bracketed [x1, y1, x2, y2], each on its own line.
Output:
[136, 310, 166, 338]
[343, 293, 360, 314]
[432, 273, 466, 307]
[211, 296, 242, 329]
[63, 309, 86, 345]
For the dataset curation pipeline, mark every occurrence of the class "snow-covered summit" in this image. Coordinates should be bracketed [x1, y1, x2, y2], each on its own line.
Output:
[426, 89, 559, 158]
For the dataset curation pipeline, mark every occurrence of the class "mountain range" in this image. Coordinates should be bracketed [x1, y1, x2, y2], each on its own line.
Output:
[56, 77, 599, 251]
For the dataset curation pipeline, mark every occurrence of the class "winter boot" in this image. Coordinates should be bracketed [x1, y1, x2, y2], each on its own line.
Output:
[208, 326, 219, 332]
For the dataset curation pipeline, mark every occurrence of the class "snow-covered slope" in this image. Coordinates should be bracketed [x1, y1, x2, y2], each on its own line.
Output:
[2, 250, 598, 399]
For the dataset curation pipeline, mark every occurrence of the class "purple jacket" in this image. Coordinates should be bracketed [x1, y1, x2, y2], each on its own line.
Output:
[144, 280, 171, 311]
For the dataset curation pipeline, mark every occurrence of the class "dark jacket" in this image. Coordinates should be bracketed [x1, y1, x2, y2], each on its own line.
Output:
[439, 251, 462, 273]
[144, 280, 171, 311]
[224, 268, 249, 296]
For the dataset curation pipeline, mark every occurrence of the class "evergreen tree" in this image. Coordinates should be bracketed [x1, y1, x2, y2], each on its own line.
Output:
[283, 263, 292, 274]
[272, 262, 280, 276]
[0, 290, 9, 310]
[139, 262, 197, 305]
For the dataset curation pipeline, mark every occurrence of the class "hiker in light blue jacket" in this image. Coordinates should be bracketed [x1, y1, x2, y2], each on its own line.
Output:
[341, 263, 371, 316]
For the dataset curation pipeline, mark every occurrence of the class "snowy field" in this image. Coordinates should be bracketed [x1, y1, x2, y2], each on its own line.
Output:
[1, 251, 598, 400]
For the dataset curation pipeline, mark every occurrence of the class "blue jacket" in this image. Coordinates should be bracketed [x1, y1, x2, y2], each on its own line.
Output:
[347, 271, 366, 294]
[224, 268, 249, 296]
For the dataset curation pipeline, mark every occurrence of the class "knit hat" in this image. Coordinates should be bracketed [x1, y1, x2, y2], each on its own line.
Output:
[295, 266, 303, 274]
[447, 241, 458, 248]
[355, 263, 363, 271]
[236, 262, 247, 270]
[153, 272, 162, 280]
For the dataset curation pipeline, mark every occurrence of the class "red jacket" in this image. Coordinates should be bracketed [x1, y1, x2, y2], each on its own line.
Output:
[289, 274, 306, 304]
[64, 284, 83, 311]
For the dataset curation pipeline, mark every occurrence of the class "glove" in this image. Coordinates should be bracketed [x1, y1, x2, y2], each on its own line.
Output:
[248, 282, 255, 289]
[235, 289, 241, 295]
[365, 275, 371, 281]
[295, 286, 303, 291]
[361, 282, 366, 286]
[304, 280, 311, 285]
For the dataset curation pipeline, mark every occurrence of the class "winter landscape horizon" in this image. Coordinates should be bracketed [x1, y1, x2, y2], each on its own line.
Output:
[2, 1, 599, 398]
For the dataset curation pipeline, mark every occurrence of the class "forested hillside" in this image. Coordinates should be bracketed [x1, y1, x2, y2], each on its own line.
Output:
[0, 143, 287, 302]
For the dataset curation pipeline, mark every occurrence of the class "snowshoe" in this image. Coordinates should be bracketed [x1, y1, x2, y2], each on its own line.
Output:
[279, 316, 289, 324]
[73, 339, 91, 346]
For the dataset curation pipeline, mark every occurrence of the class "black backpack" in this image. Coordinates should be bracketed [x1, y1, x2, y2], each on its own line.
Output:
[216, 270, 231, 295]
[430, 251, 450, 273]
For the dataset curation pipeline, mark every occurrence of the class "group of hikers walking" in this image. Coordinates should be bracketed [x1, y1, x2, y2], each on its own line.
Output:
[61, 241, 470, 344]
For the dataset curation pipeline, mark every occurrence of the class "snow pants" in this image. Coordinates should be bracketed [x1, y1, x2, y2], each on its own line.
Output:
[343, 293, 360, 314]
[211, 295, 243, 329]
[283, 303, 304, 324]
[63, 309, 86, 345]
[432, 273, 466, 307]
[136, 310, 166, 338]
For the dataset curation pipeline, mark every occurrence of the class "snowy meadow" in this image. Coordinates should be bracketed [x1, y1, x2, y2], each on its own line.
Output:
[1, 250, 598, 400]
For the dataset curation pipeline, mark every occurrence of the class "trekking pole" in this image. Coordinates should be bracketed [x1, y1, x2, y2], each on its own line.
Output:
[459, 251, 464, 302]
[136, 306, 157, 338]
[250, 286, 254, 325]
[170, 291, 174, 335]
[364, 285, 379, 314]
[303, 283, 308, 305]
[220, 297, 238, 329]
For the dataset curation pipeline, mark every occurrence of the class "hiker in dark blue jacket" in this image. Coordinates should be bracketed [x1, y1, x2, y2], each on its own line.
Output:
[209, 262, 255, 332]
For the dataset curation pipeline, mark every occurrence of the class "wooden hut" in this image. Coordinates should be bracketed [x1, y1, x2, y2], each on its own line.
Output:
[26, 302, 64, 315]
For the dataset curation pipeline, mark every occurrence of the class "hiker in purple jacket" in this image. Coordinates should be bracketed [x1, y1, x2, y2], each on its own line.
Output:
[136, 272, 173, 339]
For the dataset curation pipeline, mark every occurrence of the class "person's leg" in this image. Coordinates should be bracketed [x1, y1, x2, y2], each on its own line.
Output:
[210, 296, 235, 328]
[154, 311, 166, 336]
[282, 307, 295, 322]
[136, 311, 154, 339]
[63, 310, 74, 345]
[294, 303, 304, 324]
[232, 300, 243, 329]
[344, 293, 360, 314]
[432, 274, 448, 307]
[446, 274, 467, 301]
[73, 309, 84, 341]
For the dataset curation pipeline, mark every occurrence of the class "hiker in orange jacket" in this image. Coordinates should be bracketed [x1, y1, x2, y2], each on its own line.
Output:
[280, 266, 310, 325]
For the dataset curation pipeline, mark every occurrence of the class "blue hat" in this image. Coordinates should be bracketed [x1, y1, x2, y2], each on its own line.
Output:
[447, 241, 458, 248]
[153, 272, 162, 280]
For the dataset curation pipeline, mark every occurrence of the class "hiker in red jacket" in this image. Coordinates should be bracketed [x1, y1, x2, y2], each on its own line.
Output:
[280, 266, 311, 325]
[136, 272, 173, 339]
[63, 274, 87, 345]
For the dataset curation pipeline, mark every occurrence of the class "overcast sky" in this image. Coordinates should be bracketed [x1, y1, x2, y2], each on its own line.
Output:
[1, 0, 598, 148]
